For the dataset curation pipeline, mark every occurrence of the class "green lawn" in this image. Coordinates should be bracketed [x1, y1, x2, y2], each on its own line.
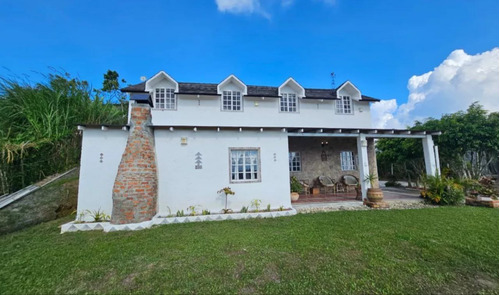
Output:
[0, 207, 498, 294]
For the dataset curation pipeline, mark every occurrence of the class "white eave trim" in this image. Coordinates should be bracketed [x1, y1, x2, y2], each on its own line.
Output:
[217, 74, 248, 95]
[145, 71, 179, 93]
[278, 77, 306, 98]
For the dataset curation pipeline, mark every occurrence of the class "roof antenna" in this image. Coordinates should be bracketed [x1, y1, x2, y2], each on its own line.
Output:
[330, 72, 336, 89]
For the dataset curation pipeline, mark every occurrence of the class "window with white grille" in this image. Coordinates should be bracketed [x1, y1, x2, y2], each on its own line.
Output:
[222, 91, 242, 111]
[335, 95, 352, 114]
[340, 151, 356, 170]
[230, 148, 260, 182]
[289, 152, 301, 172]
[280, 93, 298, 112]
[154, 88, 176, 110]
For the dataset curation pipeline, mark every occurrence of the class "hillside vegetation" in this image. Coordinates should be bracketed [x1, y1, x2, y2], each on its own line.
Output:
[0, 73, 127, 194]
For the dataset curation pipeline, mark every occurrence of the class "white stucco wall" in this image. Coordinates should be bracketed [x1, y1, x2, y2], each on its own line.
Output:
[155, 129, 291, 215]
[145, 76, 372, 128]
[150, 95, 372, 128]
[77, 129, 128, 220]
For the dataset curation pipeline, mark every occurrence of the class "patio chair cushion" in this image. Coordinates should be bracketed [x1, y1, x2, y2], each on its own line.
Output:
[318, 176, 335, 187]
[342, 175, 359, 186]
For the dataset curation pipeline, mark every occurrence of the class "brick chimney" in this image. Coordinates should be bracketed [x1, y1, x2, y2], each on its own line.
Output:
[111, 98, 158, 224]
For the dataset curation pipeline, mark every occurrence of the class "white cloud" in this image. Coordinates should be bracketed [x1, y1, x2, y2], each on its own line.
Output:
[215, 0, 270, 18]
[371, 48, 499, 128]
[215, 0, 336, 17]
[370, 99, 403, 129]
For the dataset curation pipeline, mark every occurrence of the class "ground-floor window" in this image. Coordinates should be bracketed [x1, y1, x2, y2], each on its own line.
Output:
[340, 151, 356, 170]
[289, 152, 301, 172]
[230, 148, 261, 182]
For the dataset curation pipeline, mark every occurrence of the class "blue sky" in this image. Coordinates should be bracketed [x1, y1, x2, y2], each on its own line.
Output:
[0, 0, 498, 127]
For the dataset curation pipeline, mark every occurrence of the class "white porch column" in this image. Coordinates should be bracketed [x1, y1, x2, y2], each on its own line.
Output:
[357, 134, 370, 200]
[434, 145, 441, 176]
[422, 135, 437, 176]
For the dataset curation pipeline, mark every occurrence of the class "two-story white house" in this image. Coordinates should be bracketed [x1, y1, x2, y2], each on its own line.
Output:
[75, 71, 440, 224]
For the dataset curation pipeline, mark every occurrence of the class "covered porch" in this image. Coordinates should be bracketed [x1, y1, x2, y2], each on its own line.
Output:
[287, 127, 441, 202]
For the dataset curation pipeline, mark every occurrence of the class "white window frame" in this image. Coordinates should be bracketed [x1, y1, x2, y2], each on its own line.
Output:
[289, 152, 301, 172]
[222, 90, 242, 111]
[280, 93, 298, 113]
[335, 95, 353, 114]
[340, 151, 356, 171]
[229, 148, 261, 183]
[154, 87, 176, 110]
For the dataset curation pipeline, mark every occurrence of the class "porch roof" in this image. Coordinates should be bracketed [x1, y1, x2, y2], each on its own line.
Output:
[286, 127, 441, 138]
[76, 124, 440, 138]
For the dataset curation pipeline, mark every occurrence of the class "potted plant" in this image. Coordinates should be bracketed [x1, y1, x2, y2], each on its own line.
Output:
[290, 176, 302, 201]
[365, 173, 384, 203]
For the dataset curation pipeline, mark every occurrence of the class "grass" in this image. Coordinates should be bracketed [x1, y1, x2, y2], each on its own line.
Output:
[0, 207, 498, 294]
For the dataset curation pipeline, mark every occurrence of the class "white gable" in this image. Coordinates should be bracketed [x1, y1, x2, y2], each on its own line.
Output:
[336, 81, 361, 100]
[145, 71, 179, 92]
[278, 77, 305, 98]
[217, 74, 247, 95]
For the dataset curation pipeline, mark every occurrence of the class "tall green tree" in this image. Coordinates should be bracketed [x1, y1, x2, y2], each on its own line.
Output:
[377, 102, 499, 180]
[101, 70, 127, 104]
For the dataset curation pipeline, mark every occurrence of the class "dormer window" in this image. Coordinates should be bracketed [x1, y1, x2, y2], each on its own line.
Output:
[222, 90, 242, 111]
[280, 93, 298, 112]
[154, 87, 176, 110]
[336, 95, 352, 114]
[278, 78, 305, 113]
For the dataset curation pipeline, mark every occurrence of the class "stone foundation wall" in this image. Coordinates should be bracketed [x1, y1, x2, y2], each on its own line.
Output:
[111, 104, 158, 224]
[289, 137, 359, 187]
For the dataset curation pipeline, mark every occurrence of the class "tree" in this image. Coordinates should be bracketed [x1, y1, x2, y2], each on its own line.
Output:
[101, 70, 127, 104]
[377, 102, 499, 180]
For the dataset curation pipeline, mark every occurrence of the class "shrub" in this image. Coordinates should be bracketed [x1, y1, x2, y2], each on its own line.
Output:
[290, 176, 302, 193]
[384, 180, 402, 188]
[421, 175, 465, 205]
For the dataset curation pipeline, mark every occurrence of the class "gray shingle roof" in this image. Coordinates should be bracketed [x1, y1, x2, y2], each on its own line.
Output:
[121, 82, 146, 93]
[121, 81, 381, 102]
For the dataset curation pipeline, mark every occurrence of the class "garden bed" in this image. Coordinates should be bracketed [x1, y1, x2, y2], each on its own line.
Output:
[61, 209, 297, 233]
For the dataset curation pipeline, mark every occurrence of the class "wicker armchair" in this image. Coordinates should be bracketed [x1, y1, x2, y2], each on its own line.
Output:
[317, 176, 336, 194]
[340, 175, 359, 192]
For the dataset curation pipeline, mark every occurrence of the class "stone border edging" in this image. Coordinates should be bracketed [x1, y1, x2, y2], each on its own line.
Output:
[61, 208, 297, 233]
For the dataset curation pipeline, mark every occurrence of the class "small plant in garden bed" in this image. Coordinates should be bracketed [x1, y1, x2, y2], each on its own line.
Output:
[201, 209, 210, 215]
[250, 199, 262, 212]
[217, 187, 235, 214]
[176, 210, 185, 217]
[186, 205, 199, 216]
[240, 206, 248, 213]
[73, 209, 110, 223]
[265, 204, 271, 212]
[85, 209, 110, 222]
